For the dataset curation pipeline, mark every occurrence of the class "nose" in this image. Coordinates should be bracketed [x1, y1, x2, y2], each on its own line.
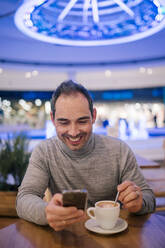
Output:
[68, 123, 79, 137]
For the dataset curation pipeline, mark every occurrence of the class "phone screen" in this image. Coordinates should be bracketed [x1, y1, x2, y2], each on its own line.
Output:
[62, 189, 88, 210]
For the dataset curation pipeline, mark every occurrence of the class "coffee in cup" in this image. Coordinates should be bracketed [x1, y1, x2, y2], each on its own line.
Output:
[87, 200, 120, 230]
[97, 201, 117, 208]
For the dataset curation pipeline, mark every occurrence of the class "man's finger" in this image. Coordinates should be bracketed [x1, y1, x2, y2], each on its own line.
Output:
[117, 180, 134, 192]
[53, 193, 63, 206]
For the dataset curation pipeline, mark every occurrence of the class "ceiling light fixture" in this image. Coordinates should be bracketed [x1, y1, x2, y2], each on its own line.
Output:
[14, 0, 165, 46]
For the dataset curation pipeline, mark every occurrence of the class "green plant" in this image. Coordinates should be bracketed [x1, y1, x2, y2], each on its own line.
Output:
[0, 133, 31, 191]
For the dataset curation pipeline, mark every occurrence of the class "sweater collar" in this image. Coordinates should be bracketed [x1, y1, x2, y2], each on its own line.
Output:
[57, 133, 95, 159]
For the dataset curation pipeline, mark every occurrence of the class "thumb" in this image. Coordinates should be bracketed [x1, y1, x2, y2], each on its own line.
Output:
[53, 193, 63, 206]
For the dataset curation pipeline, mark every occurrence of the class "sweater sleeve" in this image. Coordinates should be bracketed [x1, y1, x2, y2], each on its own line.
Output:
[16, 142, 50, 225]
[119, 141, 156, 215]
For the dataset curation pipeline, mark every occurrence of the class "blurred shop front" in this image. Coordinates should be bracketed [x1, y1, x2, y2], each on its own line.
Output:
[0, 87, 165, 139]
[0, 87, 164, 140]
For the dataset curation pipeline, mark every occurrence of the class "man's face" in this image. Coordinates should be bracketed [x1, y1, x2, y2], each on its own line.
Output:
[51, 92, 96, 151]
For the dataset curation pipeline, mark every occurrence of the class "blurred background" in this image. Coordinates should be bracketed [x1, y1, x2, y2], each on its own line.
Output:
[1, 0, 165, 162]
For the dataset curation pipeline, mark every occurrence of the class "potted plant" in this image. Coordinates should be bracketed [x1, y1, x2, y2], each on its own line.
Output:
[0, 133, 31, 216]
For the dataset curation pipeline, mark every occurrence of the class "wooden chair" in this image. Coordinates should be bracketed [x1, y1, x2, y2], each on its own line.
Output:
[141, 166, 165, 211]
[43, 188, 52, 202]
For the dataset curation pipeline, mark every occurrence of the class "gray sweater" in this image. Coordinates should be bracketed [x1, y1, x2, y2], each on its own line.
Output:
[16, 134, 155, 225]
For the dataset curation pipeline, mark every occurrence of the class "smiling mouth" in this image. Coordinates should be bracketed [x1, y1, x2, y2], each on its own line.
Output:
[68, 136, 81, 142]
[64, 134, 84, 145]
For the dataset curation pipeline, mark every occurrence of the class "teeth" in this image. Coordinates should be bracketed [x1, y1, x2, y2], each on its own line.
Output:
[68, 137, 80, 142]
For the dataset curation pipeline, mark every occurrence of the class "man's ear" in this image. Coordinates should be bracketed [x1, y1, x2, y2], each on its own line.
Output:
[92, 108, 97, 124]
[50, 111, 55, 125]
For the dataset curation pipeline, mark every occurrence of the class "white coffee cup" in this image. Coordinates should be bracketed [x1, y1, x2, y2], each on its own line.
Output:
[87, 200, 120, 230]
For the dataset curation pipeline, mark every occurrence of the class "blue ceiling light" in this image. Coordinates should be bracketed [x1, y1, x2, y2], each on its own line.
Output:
[14, 0, 165, 46]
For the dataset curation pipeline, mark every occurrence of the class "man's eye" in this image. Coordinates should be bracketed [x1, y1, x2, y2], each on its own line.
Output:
[59, 122, 68, 125]
[79, 120, 88, 124]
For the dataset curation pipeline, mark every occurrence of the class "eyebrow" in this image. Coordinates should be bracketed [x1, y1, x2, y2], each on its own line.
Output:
[56, 118, 68, 122]
[56, 116, 90, 122]
[78, 116, 90, 121]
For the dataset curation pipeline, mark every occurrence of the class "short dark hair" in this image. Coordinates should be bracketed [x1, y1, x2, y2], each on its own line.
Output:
[51, 80, 94, 119]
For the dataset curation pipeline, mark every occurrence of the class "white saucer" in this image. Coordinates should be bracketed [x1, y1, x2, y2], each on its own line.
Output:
[85, 218, 128, 235]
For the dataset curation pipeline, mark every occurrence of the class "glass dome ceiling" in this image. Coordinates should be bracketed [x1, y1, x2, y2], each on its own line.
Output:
[15, 0, 165, 46]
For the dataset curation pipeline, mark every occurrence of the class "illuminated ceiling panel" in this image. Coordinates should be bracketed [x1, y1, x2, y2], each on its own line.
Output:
[14, 0, 165, 46]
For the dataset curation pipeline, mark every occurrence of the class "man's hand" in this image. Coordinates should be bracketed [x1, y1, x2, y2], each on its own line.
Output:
[45, 193, 85, 231]
[117, 181, 143, 213]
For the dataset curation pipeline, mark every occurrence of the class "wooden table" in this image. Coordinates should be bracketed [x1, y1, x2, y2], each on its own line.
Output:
[0, 211, 165, 248]
[141, 166, 165, 198]
[135, 154, 160, 168]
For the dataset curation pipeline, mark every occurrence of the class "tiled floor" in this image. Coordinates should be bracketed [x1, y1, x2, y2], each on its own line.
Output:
[1, 126, 164, 162]
[29, 136, 165, 162]
[126, 137, 165, 161]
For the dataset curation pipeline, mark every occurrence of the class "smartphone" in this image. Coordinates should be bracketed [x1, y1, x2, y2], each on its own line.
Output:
[62, 189, 88, 210]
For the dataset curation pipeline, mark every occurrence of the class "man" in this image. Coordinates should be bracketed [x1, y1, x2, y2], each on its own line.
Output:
[16, 80, 155, 231]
